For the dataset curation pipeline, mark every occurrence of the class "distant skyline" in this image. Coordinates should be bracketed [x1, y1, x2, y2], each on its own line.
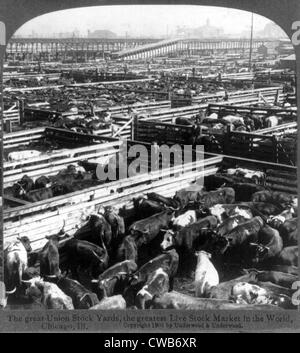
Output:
[14, 5, 288, 38]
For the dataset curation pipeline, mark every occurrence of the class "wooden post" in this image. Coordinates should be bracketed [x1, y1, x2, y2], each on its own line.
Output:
[224, 124, 232, 154]
[133, 115, 138, 141]
[18, 99, 24, 124]
[272, 135, 278, 163]
[5, 120, 12, 133]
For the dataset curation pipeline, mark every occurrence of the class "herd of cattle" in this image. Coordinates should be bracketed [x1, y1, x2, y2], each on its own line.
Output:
[3, 167, 298, 310]
[173, 105, 294, 134]
[4, 160, 115, 203]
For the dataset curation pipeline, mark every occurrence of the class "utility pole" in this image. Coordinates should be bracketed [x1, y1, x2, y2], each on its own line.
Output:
[249, 12, 254, 72]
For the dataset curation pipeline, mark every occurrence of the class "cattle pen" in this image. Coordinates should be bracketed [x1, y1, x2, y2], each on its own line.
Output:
[2, 19, 298, 313]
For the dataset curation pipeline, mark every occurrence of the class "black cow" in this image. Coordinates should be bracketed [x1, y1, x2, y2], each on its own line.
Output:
[19, 175, 34, 192]
[248, 225, 283, 264]
[62, 238, 109, 279]
[276, 246, 298, 266]
[133, 197, 166, 219]
[39, 233, 64, 279]
[102, 206, 125, 241]
[92, 260, 137, 300]
[197, 187, 235, 209]
[116, 235, 138, 263]
[251, 190, 294, 209]
[74, 214, 112, 248]
[147, 192, 179, 209]
[278, 218, 297, 246]
[129, 210, 174, 246]
[35, 176, 51, 189]
[56, 277, 99, 309]
[230, 183, 265, 202]
[21, 187, 53, 202]
[248, 270, 297, 289]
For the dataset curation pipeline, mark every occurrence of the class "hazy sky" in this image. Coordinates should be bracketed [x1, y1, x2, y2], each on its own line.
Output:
[15, 5, 279, 37]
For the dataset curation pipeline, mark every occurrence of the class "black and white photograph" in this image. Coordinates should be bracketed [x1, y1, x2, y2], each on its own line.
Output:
[0, 0, 299, 333]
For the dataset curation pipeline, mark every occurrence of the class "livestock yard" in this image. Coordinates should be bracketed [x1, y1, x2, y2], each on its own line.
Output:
[2, 32, 298, 311]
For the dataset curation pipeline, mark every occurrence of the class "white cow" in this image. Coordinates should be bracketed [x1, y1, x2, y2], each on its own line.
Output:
[206, 113, 218, 120]
[222, 115, 244, 125]
[227, 168, 265, 181]
[209, 204, 253, 224]
[89, 295, 126, 310]
[8, 150, 42, 162]
[232, 282, 268, 305]
[172, 210, 197, 228]
[194, 251, 219, 297]
[5, 236, 32, 292]
[265, 115, 278, 128]
[23, 277, 74, 310]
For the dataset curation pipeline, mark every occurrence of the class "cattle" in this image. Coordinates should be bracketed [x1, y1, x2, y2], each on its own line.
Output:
[160, 216, 218, 253]
[4, 236, 32, 293]
[152, 291, 280, 310]
[216, 215, 248, 236]
[22, 277, 74, 310]
[129, 210, 174, 246]
[251, 191, 294, 209]
[254, 264, 298, 275]
[222, 115, 244, 125]
[75, 214, 112, 248]
[97, 260, 137, 282]
[147, 192, 179, 209]
[265, 115, 278, 128]
[227, 168, 265, 183]
[203, 174, 233, 191]
[194, 251, 219, 297]
[230, 183, 265, 202]
[207, 273, 259, 300]
[22, 187, 53, 202]
[18, 175, 34, 193]
[62, 238, 109, 279]
[89, 295, 126, 310]
[34, 176, 51, 189]
[232, 282, 268, 305]
[248, 270, 297, 289]
[8, 150, 42, 162]
[243, 202, 282, 217]
[56, 277, 99, 309]
[136, 268, 169, 309]
[92, 260, 137, 299]
[248, 225, 283, 264]
[116, 235, 138, 263]
[268, 207, 295, 230]
[276, 246, 298, 266]
[102, 206, 125, 241]
[198, 187, 235, 209]
[207, 204, 253, 223]
[130, 249, 179, 290]
[39, 233, 64, 279]
[133, 197, 165, 219]
[278, 218, 297, 246]
[174, 184, 203, 208]
[254, 281, 294, 309]
[175, 117, 193, 126]
[172, 210, 197, 229]
[224, 217, 264, 261]
[78, 160, 98, 173]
